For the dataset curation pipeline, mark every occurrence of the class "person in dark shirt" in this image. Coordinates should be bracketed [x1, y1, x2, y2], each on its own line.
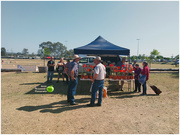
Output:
[133, 64, 142, 93]
[47, 57, 55, 83]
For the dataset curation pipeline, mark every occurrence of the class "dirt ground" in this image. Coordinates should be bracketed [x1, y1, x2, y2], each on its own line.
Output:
[1, 70, 179, 134]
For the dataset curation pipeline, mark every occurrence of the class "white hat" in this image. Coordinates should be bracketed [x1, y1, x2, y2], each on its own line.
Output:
[73, 55, 81, 59]
[95, 56, 101, 61]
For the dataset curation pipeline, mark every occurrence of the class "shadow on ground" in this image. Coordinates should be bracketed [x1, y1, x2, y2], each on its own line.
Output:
[170, 72, 179, 78]
[108, 90, 159, 99]
[17, 98, 90, 114]
[21, 76, 92, 95]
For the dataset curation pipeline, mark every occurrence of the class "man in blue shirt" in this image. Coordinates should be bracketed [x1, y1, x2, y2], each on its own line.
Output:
[67, 55, 81, 105]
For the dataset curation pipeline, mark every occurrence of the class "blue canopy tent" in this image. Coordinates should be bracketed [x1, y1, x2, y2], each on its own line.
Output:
[74, 36, 130, 56]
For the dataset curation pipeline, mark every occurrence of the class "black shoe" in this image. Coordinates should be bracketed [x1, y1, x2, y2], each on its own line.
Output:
[63, 80, 65, 82]
[96, 103, 101, 106]
[133, 90, 137, 92]
[87, 104, 96, 107]
[70, 102, 78, 105]
[67, 100, 70, 103]
[140, 93, 147, 96]
[138, 91, 141, 93]
[56, 80, 59, 83]
[120, 89, 124, 91]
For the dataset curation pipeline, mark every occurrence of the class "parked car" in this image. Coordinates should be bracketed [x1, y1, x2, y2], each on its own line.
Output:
[78, 55, 122, 75]
[78, 56, 96, 73]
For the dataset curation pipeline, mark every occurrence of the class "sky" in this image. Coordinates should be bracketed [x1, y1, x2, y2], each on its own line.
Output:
[1, 1, 179, 57]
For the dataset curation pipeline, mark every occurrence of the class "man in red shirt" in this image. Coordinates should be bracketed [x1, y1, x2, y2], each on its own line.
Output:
[140, 61, 149, 95]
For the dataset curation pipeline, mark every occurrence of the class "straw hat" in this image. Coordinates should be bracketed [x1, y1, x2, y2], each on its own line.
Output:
[94, 56, 101, 61]
[73, 55, 81, 59]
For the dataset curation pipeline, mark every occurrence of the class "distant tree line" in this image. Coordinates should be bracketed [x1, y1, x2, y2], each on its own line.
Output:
[129, 49, 179, 62]
[38, 41, 74, 59]
[1, 46, 179, 61]
[1, 41, 74, 59]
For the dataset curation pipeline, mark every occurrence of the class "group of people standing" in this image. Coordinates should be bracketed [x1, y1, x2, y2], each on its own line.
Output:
[133, 61, 149, 95]
[114, 58, 149, 96]
[46, 55, 106, 107]
[47, 57, 70, 83]
[46, 55, 149, 107]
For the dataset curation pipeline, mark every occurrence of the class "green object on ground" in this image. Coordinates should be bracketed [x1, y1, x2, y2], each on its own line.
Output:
[47, 85, 54, 92]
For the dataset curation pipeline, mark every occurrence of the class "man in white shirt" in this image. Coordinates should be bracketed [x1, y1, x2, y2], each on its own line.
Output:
[87, 56, 106, 107]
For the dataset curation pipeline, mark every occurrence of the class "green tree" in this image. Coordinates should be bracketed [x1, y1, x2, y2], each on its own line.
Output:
[22, 48, 29, 56]
[156, 55, 164, 60]
[17, 52, 22, 55]
[1, 47, 6, 56]
[175, 55, 179, 59]
[150, 49, 160, 59]
[39, 41, 67, 58]
[63, 49, 74, 59]
[31, 52, 35, 57]
[137, 54, 142, 60]
[37, 49, 42, 56]
[41, 47, 51, 66]
[52, 42, 67, 58]
[141, 54, 146, 61]
[164, 57, 171, 61]
[130, 55, 137, 62]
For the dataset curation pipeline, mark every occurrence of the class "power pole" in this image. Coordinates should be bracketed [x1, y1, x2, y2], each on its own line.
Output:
[137, 39, 140, 56]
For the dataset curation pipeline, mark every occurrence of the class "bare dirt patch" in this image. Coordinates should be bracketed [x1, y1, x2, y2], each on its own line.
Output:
[1, 65, 179, 134]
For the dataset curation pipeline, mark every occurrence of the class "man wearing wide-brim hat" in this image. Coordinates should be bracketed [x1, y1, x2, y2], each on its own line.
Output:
[87, 56, 106, 107]
[67, 55, 81, 105]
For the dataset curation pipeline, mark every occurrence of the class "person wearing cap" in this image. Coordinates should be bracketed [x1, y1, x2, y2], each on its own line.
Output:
[87, 56, 106, 107]
[47, 56, 55, 83]
[67, 55, 80, 105]
[133, 64, 142, 93]
[140, 61, 149, 95]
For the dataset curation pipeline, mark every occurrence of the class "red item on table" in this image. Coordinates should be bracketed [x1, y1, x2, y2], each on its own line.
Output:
[83, 64, 86, 68]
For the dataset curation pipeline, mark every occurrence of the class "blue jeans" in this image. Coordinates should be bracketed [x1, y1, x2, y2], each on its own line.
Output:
[91, 80, 104, 105]
[67, 77, 78, 103]
[142, 81, 147, 95]
[47, 71, 54, 82]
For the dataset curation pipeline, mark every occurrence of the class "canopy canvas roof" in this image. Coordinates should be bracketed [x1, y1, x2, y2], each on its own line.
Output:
[74, 36, 130, 56]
